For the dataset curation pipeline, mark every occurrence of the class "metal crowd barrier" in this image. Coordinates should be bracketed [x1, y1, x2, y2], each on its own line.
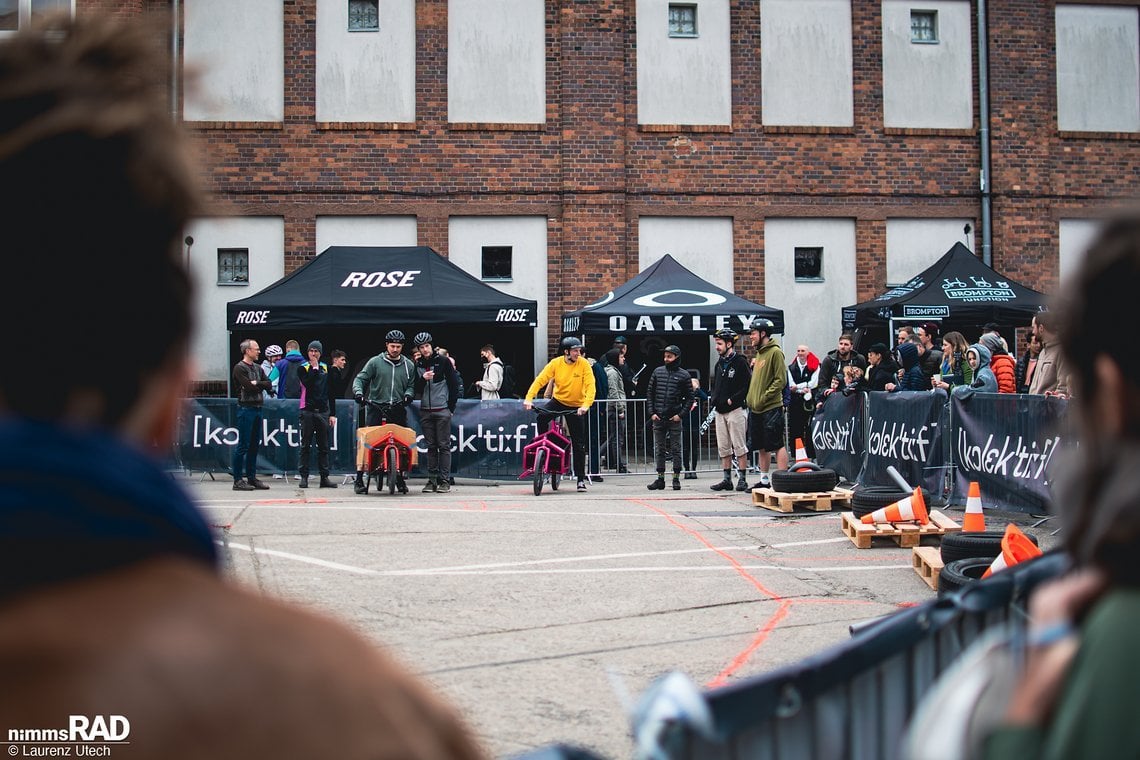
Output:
[586, 398, 725, 479]
[514, 550, 1069, 760]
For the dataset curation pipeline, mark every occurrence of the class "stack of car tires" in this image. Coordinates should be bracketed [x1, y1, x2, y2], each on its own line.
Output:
[937, 530, 1040, 595]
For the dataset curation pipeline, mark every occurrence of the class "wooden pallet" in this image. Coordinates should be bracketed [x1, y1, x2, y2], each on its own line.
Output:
[840, 510, 962, 549]
[751, 486, 854, 513]
[912, 546, 944, 590]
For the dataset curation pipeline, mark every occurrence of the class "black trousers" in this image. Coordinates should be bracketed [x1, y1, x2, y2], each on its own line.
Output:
[299, 408, 330, 478]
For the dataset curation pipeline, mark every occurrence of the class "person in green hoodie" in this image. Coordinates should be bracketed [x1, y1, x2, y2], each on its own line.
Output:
[745, 319, 788, 488]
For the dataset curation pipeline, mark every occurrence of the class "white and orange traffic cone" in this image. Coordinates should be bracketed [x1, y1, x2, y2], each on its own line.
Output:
[861, 487, 929, 525]
[794, 438, 810, 464]
[982, 523, 1042, 578]
[963, 482, 986, 532]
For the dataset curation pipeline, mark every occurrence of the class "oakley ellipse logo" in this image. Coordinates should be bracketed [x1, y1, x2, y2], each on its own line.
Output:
[632, 289, 727, 308]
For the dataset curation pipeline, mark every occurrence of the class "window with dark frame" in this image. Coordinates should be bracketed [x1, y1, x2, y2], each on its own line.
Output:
[218, 248, 250, 285]
[794, 247, 824, 282]
[481, 245, 512, 281]
[348, 0, 379, 32]
[668, 3, 697, 38]
[910, 9, 937, 43]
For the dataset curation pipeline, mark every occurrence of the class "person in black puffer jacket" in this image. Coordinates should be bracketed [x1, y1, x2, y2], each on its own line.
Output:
[646, 345, 694, 490]
[864, 343, 900, 392]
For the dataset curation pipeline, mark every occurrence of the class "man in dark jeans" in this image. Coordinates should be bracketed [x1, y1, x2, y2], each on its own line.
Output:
[232, 338, 273, 491]
[297, 340, 337, 489]
[646, 345, 693, 491]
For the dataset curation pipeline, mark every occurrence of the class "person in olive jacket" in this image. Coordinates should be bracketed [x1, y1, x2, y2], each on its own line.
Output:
[646, 345, 694, 491]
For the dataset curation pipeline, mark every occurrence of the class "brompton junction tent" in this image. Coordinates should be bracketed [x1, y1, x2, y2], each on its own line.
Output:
[841, 242, 1048, 341]
[227, 246, 538, 388]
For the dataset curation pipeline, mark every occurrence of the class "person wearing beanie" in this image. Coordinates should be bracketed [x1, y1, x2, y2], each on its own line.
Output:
[980, 332, 1016, 393]
[297, 340, 337, 489]
[602, 347, 628, 474]
[646, 345, 693, 491]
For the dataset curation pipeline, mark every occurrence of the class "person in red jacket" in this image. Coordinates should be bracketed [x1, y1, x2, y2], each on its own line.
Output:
[980, 333, 1016, 393]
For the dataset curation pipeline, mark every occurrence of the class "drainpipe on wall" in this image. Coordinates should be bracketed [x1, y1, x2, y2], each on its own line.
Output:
[171, 0, 180, 122]
[977, 0, 993, 266]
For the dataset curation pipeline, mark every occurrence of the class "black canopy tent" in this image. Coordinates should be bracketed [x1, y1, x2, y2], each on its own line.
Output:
[560, 254, 784, 392]
[226, 246, 538, 392]
[841, 243, 1048, 351]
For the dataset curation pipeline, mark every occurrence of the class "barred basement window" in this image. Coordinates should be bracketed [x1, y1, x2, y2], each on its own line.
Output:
[481, 246, 512, 281]
[910, 10, 938, 44]
[218, 248, 249, 285]
[794, 247, 824, 282]
[348, 0, 379, 32]
[668, 4, 697, 38]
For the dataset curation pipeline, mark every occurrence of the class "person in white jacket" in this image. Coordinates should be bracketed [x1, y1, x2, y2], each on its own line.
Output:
[475, 344, 504, 399]
[786, 345, 821, 458]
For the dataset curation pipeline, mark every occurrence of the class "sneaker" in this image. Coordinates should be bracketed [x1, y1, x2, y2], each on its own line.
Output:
[436, 481, 451, 493]
[232, 480, 255, 491]
[758, 475, 771, 488]
[299, 477, 309, 488]
[684, 472, 698, 480]
[422, 480, 437, 493]
[577, 480, 587, 492]
[591, 475, 604, 483]
[397, 477, 409, 495]
[354, 480, 367, 495]
[647, 477, 666, 491]
[672, 476, 682, 491]
[318, 477, 337, 489]
[736, 477, 750, 492]
[617, 465, 629, 474]
[710, 479, 733, 491]
[248, 479, 270, 490]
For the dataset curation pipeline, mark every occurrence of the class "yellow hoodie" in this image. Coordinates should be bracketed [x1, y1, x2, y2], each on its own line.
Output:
[525, 356, 596, 408]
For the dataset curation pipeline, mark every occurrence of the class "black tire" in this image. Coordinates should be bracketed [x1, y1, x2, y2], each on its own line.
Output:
[770, 468, 839, 493]
[788, 461, 821, 473]
[938, 556, 993, 596]
[532, 448, 547, 496]
[940, 530, 1040, 564]
[386, 447, 398, 495]
[551, 468, 561, 491]
[850, 486, 933, 518]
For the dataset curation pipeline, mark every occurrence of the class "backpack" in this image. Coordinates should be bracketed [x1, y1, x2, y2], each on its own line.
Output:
[500, 364, 519, 399]
[281, 360, 303, 399]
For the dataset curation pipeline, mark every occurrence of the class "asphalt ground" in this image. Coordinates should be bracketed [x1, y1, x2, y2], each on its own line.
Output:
[188, 471, 1061, 759]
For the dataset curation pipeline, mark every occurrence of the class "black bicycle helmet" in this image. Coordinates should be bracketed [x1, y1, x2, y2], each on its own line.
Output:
[752, 318, 775, 336]
[713, 328, 737, 343]
[413, 331, 433, 347]
[560, 336, 583, 352]
[385, 329, 405, 344]
[663, 344, 682, 357]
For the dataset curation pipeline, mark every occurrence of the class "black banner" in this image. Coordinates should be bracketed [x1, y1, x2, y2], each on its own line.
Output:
[861, 391, 949, 498]
[175, 398, 538, 480]
[950, 392, 1070, 514]
[810, 391, 865, 482]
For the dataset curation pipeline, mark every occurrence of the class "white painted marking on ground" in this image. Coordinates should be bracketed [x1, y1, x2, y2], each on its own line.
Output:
[225, 542, 382, 576]
[769, 537, 850, 548]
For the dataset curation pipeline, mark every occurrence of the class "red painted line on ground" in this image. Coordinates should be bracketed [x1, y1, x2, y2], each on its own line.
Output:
[706, 600, 794, 689]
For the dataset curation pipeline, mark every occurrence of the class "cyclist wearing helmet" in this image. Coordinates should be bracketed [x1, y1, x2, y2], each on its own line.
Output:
[709, 328, 752, 492]
[261, 344, 283, 401]
[411, 332, 459, 493]
[351, 329, 416, 493]
[524, 336, 597, 492]
[745, 319, 788, 488]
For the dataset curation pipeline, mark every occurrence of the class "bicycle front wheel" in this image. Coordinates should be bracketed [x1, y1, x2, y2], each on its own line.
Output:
[386, 447, 398, 495]
[532, 448, 547, 496]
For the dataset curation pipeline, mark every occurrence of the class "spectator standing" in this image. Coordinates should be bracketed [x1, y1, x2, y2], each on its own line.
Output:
[931, 331, 973, 392]
[864, 343, 900, 392]
[352, 329, 416, 494]
[261, 344, 282, 400]
[232, 339, 273, 491]
[818, 334, 868, 392]
[915, 323, 944, 381]
[1029, 311, 1070, 396]
[328, 349, 351, 400]
[475, 344, 504, 399]
[585, 345, 607, 481]
[1016, 333, 1042, 394]
[0, 18, 486, 759]
[681, 369, 709, 479]
[523, 337, 596, 492]
[645, 345, 693, 491]
[745, 320, 789, 488]
[787, 344, 821, 458]
[413, 333, 459, 493]
[981, 332, 1017, 393]
[297, 341, 337, 489]
[612, 335, 637, 397]
[274, 339, 305, 400]
[708, 329, 752, 492]
[602, 348, 628, 474]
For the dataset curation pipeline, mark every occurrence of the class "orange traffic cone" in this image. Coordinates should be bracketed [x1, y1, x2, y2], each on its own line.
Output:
[963, 482, 986, 532]
[982, 523, 1042, 578]
[794, 438, 810, 463]
[861, 487, 929, 525]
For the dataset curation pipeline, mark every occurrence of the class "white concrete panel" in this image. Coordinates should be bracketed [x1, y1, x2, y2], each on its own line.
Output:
[638, 217, 734, 291]
[1056, 5, 1140, 132]
[315, 217, 419, 252]
[886, 218, 976, 285]
[448, 217, 548, 374]
[636, 0, 732, 125]
[764, 219, 857, 357]
[881, 0, 973, 128]
[183, 0, 283, 122]
[761, 0, 853, 126]
[186, 217, 285, 382]
[316, 0, 416, 122]
[1059, 218, 1104, 287]
[448, 0, 545, 123]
